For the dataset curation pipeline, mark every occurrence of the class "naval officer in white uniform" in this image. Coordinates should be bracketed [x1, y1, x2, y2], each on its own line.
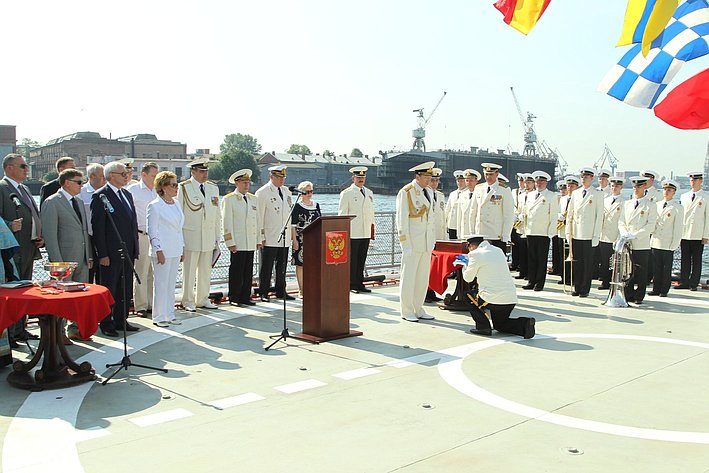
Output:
[255, 165, 294, 301]
[222, 169, 261, 306]
[396, 161, 437, 322]
[678, 172, 709, 291]
[444, 170, 466, 239]
[649, 179, 683, 297]
[456, 169, 480, 239]
[338, 166, 375, 293]
[598, 176, 625, 290]
[522, 171, 559, 292]
[177, 157, 221, 311]
[470, 162, 514, 254]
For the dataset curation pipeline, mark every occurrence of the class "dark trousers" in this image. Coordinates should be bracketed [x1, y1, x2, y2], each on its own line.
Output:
[510, 229, 522, 270]
[488, 239, 507, 255]
[624, 249, 649, 302]
[99, 257, 134, 331]
[571, 239, 593, 295]
[350, 238, 370, 289]
[229, 250, 255, 303]
[259, 246, 288, 297]
[559, 238, 572, 284]
[447, 228, 458, 240]
[646, 252, 655, 284]
[88, 237, 101, 284]
[527, 235, 550, 289]
[680, 239, 704, 288]
[517, 237, 528, 276]
[651, 248, 674, 295]
[470, 301, 527, 336]
[598, 241, 613, 287]
[592, 245, 601, 279]
[551, 236, 562, 275]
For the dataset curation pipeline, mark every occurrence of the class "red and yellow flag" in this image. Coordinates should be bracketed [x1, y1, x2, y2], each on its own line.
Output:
[494, 0, 552, 35]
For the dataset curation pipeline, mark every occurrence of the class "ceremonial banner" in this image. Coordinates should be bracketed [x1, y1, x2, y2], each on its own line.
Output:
[654, 68, 709, 129]
[599, 0, 709, 108]
[325, 231, 348, 265]
[617, 0, 679, 56]
[494, 0, 551, 35]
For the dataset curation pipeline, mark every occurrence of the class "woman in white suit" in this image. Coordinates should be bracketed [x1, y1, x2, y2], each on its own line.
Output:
[147, 171, 185, 327]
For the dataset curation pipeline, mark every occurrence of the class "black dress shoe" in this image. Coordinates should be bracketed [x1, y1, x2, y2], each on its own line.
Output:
[278, 294, 295, 300]
[659, 293, 668, 297]
[350, 288, 360, 294]
[123, 322, 140, 332]
[534, 286, 543, 292]
[675, 284, 690, 289]
[135, 310, 150, 318]
[557, 280, 564, 285]
[523, 318, 536, 339]
[241, 300, 256, 306]
[634, 299, 643, 304]
[647, 291, 660, 296]
[571, 291, 579, 296]
[9, 338, 19, 349]
[598, 284, 610, 290]
[515, 274, 526, 279]
[101, 328, 119, 337]
[690, 287, 698, 292]
[358, 286, 372, 293]
[522, 284, 535, 290]
[469, 328, 492, 336]
[578, 293, 589, 298]
[260, 295, 270, 302]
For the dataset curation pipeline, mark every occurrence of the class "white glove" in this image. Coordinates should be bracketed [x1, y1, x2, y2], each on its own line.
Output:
[557, 213, 565, 221]
[592, 237, 599, 247]
[614, 239, 625, 253]
[516, 214, 524, 222]
[627, 232, 637, 240]
[502, 235, 511, 243]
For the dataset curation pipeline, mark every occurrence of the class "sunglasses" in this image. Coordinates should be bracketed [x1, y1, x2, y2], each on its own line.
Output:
[13, 163, 29, 169]
[68, 179, 84, 185]
[303, 190, 314, 194]
[110, 171, 129, 178]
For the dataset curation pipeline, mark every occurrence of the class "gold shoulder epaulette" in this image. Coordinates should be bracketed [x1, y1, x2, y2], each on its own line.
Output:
[179, 180, 190, 187]
[475, 182, 485, 188]
[403, 183, 414, 191]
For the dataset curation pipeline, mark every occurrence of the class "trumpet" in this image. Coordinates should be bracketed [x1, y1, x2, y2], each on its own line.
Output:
[556, 212, 567, 231]
[562, 218, 574, 294]
[513, 213, 526, 231]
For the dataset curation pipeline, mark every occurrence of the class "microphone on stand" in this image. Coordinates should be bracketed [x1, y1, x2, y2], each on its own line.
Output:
[288, 186, 305, 195]
[9, 193, 22, 208]
[100, 194, 115, 213]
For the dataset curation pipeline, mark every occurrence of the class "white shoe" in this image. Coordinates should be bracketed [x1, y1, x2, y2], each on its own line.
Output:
[417, 313, 435, 320]
[183, 303, 196, 312]
[200, 301, 218, 309]
[169, 319, 182, 325]
[153, 321, 170, 328]
[402, 314, 419, 322]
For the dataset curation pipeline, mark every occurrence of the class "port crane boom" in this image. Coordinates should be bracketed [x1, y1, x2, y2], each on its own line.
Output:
[412, 91, 447, 152]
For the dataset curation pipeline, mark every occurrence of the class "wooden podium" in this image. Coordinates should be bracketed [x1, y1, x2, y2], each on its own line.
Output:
[292, 215, 363, 343]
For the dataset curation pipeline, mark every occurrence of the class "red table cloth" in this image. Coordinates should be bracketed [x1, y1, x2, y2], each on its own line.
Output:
[0, 285, 114, 339]
[429, 250, 463, 295]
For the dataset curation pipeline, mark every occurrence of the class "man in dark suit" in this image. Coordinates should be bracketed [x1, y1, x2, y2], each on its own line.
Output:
[91, 161, 140, 337]
[0, 154, 43, 346]
[39, 157, 75, 208]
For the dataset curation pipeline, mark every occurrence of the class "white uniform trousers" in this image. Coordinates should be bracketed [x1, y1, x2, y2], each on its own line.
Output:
[134, 232, 154, 311]
[400, 249, 432, 319]
[181, 249, 213, 307]
[152, 256, 180, 323]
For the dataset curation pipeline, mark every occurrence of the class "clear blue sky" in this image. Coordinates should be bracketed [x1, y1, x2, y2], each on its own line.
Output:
[2, 0, 707, 177]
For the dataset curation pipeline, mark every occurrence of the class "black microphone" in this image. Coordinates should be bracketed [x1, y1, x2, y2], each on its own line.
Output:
[99, 194, 114, 213]
[288, 186, 305, 195]
[9, 193, 22, 208]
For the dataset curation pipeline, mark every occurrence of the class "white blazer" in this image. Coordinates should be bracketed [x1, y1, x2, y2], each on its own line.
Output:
[651, 200, 683, 251]
[471, 182, 514, 241]
[222, 191, 260, 251]
[445, 188, 464, 231]
[255, 181, 293, 246]
[566, 186, 603, 245]
[146, 197, 185, 258]
[462, 241, 518, 305]
[433, 189, 446, 241]
[396, 180, 436, 253]
[338, 184, 375, 239]
[681, 190, 709, 240]
[177, 178, 221, 252]
[618, 196, 657, 250]
[524, 188, 559, 238]
[600, 194, 624, 244]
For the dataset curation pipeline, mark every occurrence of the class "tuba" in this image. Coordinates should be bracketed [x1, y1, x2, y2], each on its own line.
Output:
[604, 236, 633, 307]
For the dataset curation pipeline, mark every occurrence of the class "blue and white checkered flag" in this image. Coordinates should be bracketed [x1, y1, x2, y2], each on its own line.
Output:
[599, 0, 709, 108]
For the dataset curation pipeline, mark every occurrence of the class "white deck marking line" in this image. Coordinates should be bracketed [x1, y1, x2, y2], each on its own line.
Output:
[274, 379, 327, 394]
[74, 426, 111, 443]
[333, 367, 381, 380]
[438, 333, 709, 444]
[129, 408, 194, 427]
[208, 393, 266, 409]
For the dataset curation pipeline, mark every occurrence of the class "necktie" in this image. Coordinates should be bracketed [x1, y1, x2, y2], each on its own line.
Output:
[692, 193, 696, 202]
[18, 185, 42, 238]
[663, 202, 667, 209]
[582, 189, 587, 198]
[243, 193, 248, 204]
[469, 192, 473, 199]
[120, 189, 132, 210]
[524, 194, 528, 203]
[487, 186, 492, 193]
[278, 187, 283, 200]
[71, 196, 83, 223]
[634, 200, 639, 209]
[200, 183, 205, 197]
[611, 197, 616, 205]
[360, 188, 366, 198]
[423, 189, 431, 203]
[535, 192, 540, 200]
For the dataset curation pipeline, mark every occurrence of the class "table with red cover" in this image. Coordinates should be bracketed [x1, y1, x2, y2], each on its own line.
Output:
[0, 284, 114, 389]
[429, 249, 474, 311]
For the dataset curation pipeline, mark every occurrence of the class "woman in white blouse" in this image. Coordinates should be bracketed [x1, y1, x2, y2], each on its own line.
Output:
[147, 171, 185, 327]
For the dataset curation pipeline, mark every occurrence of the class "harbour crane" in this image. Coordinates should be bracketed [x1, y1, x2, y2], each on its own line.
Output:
[412, 91, 447, 152]
[510, 87, 538, 157]
[594, 144, 620, 175]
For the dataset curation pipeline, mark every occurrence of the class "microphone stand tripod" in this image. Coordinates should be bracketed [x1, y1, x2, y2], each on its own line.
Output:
[100, 196, 167, 385]
[265, 189, 302, 351]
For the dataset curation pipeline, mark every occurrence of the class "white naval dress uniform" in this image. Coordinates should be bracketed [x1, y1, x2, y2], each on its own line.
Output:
[457, 189, 476, 239]
[471, 182, 514, 248]
[651, 199, 683, 295]
[255, 182, 292, 297]
[445, 188, 465, 239]
[523, 188, 559, 289]
[396, 180, 436, 321]
[177, 178, 221, 308]
[565, 186, 604, 295]
[598, 194, 625, 286]
[619, 195, 657, 302]
[222, 191, 260, 303]
[433, 189, 446, 241]
[338, 184, 375, 290]
[679, 189, 709, 288]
